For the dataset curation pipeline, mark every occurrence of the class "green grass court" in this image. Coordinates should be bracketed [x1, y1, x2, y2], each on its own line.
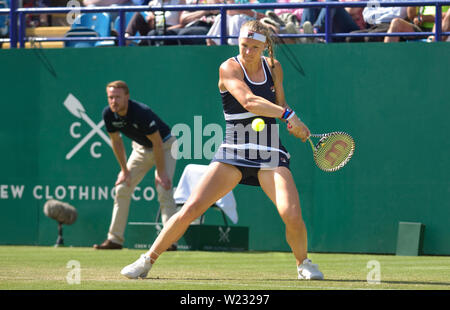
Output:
[0, 246, 449, 290]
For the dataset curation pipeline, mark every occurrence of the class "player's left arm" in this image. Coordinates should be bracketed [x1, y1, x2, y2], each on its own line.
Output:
[146, 131, 171, 190]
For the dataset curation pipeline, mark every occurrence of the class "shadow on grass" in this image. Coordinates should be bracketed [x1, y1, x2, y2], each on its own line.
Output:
[324, 278, 450, 287]
[145, 277, 450, 287]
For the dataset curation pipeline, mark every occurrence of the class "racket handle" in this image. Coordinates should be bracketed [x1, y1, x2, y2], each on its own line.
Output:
[307, 137, 315, 151]
[309, 133, 324, 138]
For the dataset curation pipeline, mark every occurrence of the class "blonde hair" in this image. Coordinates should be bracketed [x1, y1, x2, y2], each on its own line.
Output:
[240, 20, 276, 75]
[106, 80, 129, 94]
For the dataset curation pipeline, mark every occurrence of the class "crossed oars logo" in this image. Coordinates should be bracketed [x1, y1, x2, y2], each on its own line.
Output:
[64, 94, 111, 160]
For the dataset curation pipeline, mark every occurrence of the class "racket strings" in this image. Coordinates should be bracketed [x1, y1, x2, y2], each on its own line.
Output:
[313, 133, 355, 172]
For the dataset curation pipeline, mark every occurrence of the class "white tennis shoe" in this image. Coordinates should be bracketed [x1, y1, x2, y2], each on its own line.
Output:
[298, 258, 324, 280]
[120, 254, 152, 279]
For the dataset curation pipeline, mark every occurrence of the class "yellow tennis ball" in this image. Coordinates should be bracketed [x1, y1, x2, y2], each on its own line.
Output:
[252, 118, 265, 132]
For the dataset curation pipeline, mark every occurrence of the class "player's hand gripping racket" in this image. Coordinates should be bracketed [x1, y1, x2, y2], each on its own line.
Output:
[306, 132, 355, 172]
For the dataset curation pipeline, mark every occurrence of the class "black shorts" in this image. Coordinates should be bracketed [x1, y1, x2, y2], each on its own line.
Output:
[234, 158, 290, 187]
[212, 146, 291, 186]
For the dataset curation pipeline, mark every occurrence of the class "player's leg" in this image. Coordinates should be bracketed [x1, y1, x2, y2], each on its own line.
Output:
[148, 162, 242, 260]
[121, 162, 242, 278]
[258, 166, 307, 265]
[258, 166, 323, 279]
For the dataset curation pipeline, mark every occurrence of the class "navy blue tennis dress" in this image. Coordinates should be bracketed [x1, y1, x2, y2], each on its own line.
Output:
[211, 56, 290, 186]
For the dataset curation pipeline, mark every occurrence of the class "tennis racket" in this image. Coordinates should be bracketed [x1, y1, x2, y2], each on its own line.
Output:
[307, 132, 355, 172]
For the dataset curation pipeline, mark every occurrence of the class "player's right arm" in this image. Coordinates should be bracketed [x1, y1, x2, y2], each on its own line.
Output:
[109, 132, 130, 186]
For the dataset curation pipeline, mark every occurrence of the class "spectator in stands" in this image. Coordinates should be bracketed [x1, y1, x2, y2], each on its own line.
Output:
[83, 0, 138, 24]
[299, 0, 361, 43]
[346, 0, 408, 43]
[124, 0, 185, 45]
[383, 6, 436, 43]
[274, 0, 303, 23]
[259, 8, 302, 44]
[172, 0, 222, 45]
[25, 0, 68, 27]
[422, 5, 450, 42]
[341, 0, 365, 30]
[125, 0, 219, 45]
[206, 0, 268, 45]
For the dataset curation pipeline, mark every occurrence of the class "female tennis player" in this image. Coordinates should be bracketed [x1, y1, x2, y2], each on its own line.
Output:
[121, 20, 324, 280]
